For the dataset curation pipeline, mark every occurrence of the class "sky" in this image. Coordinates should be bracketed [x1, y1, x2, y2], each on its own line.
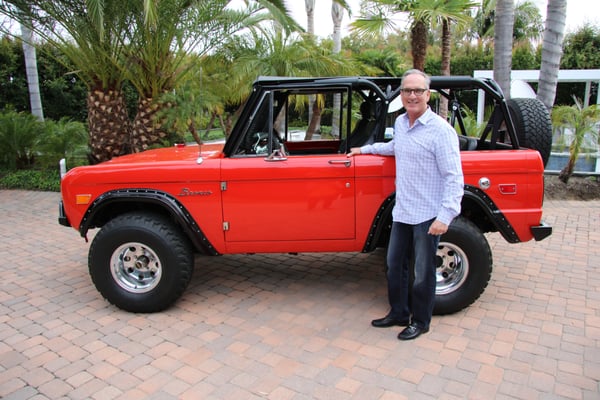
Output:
[284, 0, 600, 39]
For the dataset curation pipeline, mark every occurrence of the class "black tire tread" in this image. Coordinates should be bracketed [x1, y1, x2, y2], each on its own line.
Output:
[434, 216, 493, 315]
[507, 98, 553, 167]
[89, 212, 193, 313]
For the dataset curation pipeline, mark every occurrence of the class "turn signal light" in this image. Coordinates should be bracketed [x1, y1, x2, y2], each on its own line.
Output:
[76, 194, 92, 205]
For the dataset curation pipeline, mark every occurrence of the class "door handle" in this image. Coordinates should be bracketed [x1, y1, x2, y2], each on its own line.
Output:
[328, 159, 351, 167]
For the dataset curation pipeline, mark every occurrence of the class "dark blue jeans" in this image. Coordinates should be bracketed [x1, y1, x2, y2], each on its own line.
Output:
[386, 219, 440, 330]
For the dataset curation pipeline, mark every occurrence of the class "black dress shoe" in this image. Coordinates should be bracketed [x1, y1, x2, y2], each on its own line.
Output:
[398, 324, 429, 340]
[371, 315, 410, 328]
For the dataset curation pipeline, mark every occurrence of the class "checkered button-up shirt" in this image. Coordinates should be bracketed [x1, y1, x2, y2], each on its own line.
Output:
[360, 107, 464, 226]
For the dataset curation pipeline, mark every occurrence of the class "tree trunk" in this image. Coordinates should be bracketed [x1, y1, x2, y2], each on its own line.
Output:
[131, 97, 168, 152]
[558, 157, 574, 183]
[305, 0, 315, 35]
[305, 0, 316, 127]
[439, 19, 452, 120]
[305, 101, 322, 140]
[493, 0, 514, 99]
[332, 2, 343, 53]
[537, 0, 567, 110]
[331, 2, 344, 137]
[20, 21, 43, 121]
[411, 20, 428, 71]
[203, 112, 217, 141]
[87, 89, 131, 164]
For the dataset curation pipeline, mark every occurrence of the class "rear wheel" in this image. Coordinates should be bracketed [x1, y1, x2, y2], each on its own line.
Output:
[89, 212, 194, 313]
[433, 216, 492, 315]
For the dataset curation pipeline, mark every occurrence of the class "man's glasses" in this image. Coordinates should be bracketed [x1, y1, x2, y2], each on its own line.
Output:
[400, 88, 428, 96]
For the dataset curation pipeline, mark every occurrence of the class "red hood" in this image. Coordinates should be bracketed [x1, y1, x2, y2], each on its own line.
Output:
[103, 142, 224, 164]
[62, 142, 224, 187]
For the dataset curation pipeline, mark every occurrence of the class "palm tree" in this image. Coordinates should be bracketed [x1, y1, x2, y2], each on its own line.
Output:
[352, 0, 476, 85]
[305, 0, 315, 35]
[126, 0, 298, 152]
[551, 99, 600, 183]
[352, 0, 475, 74]
[331, 0, 352, 136]
[1, 0, 297, 158]
[331, 0, 351, 51]
[1, 0, 134, 163]
[218, 23, 358, 138]
[462, 0, 544, 47]
[20, 20, 43, 121]
[415, 0, 476, 117]
[2, 4, 44, 121]
[537, 0, 567, 110]
[513, 0, 543, 43]
[466, 0, 495, 46]
[493, 0, 514, 98]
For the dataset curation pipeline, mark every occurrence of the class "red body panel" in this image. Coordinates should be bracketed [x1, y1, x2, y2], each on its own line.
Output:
[460, 150, 545, 242]
[61, 143, 546, 253]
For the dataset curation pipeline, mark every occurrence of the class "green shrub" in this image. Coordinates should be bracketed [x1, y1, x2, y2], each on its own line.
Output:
[0, 110, 44, 169]
[37, 117, 88, 169]
[0, 168, 60, 191]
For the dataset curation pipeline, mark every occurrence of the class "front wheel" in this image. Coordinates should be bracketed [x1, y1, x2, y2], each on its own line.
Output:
[433, 216, 492, 315]
[88, 212, 194, 313]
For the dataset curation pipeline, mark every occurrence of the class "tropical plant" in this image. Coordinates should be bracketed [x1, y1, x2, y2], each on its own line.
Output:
[354, 48, 405, 76]
[0, 37, 89, 121]
[125, 0, 298, 152]
[0, 109, 43, 169]
[37, 117, 88, 168]
[551, 98, 600, 183]
[351, 0, 476, 74]
[465, 0, 494, 45]
[0, 0, 298, 161]
[0, 0, 135, 163]
[512, 0, 543, 43]
[461, 0, 543, 46]
[561, 24, 600, 69]
[157, 57, 223, 145]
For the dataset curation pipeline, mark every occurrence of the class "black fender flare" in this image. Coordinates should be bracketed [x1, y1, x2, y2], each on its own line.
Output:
[79, 189, 219, 255]
[363, 184, 521, 252]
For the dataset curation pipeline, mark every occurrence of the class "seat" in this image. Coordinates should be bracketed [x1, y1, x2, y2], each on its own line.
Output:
[340, 102, 377, 152]
[458, 135, 478, 151]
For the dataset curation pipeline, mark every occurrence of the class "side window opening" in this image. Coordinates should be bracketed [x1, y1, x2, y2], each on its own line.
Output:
[278, 88, 352, 155]
[234, 85, 386, 156]
[234, 91, 285, 156]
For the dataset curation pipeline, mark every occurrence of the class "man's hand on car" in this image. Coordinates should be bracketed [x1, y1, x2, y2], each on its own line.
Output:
[347, 147, 362, 157]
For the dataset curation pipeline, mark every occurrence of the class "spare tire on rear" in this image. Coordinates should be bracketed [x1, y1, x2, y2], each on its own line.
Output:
[507, 98, 553, 166]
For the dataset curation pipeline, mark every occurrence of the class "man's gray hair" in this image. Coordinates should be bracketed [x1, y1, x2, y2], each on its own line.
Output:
[401, 69, 431, 89]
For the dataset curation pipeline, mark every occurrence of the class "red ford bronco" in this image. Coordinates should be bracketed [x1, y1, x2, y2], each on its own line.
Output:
[59, 76, 552, 313]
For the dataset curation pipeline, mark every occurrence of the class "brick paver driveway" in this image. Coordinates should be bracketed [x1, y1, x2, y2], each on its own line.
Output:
[1, 190, 599, 399]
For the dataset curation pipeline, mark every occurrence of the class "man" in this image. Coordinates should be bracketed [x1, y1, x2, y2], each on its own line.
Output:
[347, 69, 464, 340]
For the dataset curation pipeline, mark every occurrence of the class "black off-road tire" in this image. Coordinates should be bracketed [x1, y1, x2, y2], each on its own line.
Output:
[433, 216, 493, 315]
[88, 212, 194, 313]
[507, 98, 553, 167]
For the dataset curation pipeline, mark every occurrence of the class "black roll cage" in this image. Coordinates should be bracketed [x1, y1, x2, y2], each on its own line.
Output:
[224, 76, 520, 158]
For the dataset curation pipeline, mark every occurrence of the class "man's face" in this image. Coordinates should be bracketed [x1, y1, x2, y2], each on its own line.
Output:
[400, 74, 430, 118]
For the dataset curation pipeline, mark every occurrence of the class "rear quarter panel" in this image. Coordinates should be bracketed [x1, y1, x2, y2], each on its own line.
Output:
[460, 149, 545, 242]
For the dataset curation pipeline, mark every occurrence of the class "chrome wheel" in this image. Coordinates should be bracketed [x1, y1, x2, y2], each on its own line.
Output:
[110, 242, 162, 293]
[436, 241, 468, 296]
